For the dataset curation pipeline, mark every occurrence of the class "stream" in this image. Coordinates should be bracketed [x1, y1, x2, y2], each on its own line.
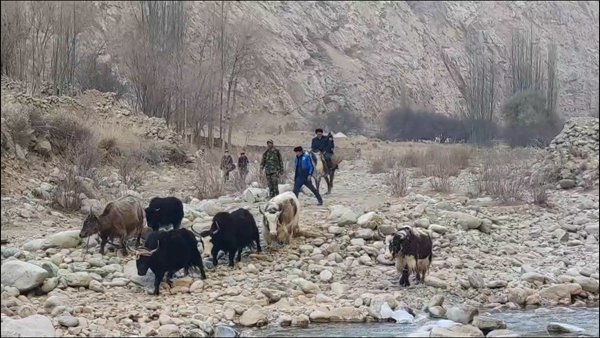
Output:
[241, 307, 599, 337]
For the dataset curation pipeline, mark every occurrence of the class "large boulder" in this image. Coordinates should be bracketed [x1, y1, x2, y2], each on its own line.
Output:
[329, 205, 359, 226]
[1, 315, 56, 337]
[64, 272, 92, 288]
[239, 305, 268, 327]
[446, 305, 478, 324]
[430, 324, 484, 337]
[573, 276, 599, 294]
[195, 200, 221, 216]
[42, 230, 82, 249]
[242, 188, 268, 203]
[442, 211, 482, 230]
[538, 283, 582, 305]
[357, 212, 383, 229]
[1, 260, 49, 292]
[472, 316, 507, 334]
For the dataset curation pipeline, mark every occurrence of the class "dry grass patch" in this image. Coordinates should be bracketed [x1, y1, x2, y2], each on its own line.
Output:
[388, 164, 409, 197]
[370, 154, 397, 174]
[475, 148, 529, 203]
[193, 150, 224, 199]
[52, 163, 86, 212]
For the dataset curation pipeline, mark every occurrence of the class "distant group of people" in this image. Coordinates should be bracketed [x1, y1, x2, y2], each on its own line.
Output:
[220, 128, 335, 207]
[219, 149, 249, 182]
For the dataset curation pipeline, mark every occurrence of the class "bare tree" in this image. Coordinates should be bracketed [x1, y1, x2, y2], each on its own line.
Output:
[510, 27, 545, 94]
[1, 2, 30, 79]
[461, 46, 497, 144]
[546, 43, 558, 116]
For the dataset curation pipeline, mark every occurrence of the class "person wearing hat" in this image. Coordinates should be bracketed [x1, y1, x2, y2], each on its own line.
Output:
[220, 149, 235, 182]
[293, 146, 323, 205]
[238, 150, 249, 182]
[260, 139, 284, 198]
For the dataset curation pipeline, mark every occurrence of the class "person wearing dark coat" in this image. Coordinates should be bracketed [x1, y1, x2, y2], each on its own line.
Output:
[311, 128, 334, 172]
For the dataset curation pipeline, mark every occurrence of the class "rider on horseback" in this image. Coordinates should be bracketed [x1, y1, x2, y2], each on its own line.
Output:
[311, 128, 334, 173]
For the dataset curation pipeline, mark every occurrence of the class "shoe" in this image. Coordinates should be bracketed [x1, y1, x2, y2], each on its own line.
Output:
[317, 201, 323, 206]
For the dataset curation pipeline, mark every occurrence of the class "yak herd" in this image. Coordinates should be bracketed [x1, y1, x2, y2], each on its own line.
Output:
[78, 193, 433, 295]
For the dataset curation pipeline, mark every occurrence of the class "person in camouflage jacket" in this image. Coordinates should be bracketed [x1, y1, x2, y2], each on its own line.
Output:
[260, 139, 284, 198]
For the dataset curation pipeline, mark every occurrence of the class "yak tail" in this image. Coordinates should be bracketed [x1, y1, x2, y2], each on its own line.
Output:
[187, 246, 207, 278]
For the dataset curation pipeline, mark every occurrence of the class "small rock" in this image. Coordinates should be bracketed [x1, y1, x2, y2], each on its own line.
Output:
[429, 224, 448, 234]
[331, 282, 349, 296]
[291, 314, 310, 328]
[58, 315, 79, 327]
[214, 325, 238, 337]
[430, 324, 484, 337]
[472, 316, 506, 333]
[521, 272, 547, 283]
[293, 278, 320, 294]
[355, 229, 374, 239]
[190, 280, 204, 293]
[261, 289, 285, 303]
[89, 280, 105, 293]
[427, 306, 447, 318]
[486, 329, 520, 337]
[559, 179, 576, 189]
[64, 272, 91, 287]
[468, 272, 485, 289]
[319, 270, 333, 283]
[41, 277, 58, 293]
[158, 324, 180, 337]
[428, 295, 445, 307]
[425, 276, 447, 288]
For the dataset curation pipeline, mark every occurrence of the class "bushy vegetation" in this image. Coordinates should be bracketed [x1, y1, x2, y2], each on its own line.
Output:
[500, 90, 563, 147]
[382, 105, 468, 143]
[316, 107, 364, 134]
[76, 52, 127, 98]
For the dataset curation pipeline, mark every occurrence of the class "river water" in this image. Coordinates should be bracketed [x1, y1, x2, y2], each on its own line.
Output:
[241, 307, 599, 337]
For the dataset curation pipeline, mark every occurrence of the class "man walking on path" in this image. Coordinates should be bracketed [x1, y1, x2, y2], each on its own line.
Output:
[260, 139, 284, 198]
[293, 146, 323, 206]
[220, 149, 235, 182]
[238, 151, 249, 182]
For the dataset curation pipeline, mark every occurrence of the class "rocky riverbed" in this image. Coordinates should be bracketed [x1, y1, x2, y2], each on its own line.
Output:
[1, 150, 599, 337]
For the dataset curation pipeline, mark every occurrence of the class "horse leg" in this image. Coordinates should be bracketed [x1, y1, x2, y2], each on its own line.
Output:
[313, 175, 320, 194]
[328, 168, 335, 194]
[324, 175, 331, 195]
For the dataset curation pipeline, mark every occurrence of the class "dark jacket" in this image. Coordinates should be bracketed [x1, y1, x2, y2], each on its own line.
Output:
[238, 155, 249, 170]
[294, 152, 314, 178]
[311, 135, 334, 154]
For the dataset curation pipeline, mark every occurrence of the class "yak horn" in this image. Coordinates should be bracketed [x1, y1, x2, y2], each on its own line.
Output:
[135, 241, 160, 258]
[212, 222, 220, 235]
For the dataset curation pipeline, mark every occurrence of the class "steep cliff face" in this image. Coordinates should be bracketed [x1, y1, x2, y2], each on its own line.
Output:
[97, 1, 599, 133]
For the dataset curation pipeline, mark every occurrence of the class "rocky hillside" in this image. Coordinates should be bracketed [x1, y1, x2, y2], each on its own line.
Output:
[95, 1, 599, 131]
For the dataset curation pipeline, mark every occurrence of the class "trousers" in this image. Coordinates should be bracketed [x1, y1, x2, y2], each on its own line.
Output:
[293, 175, 323, 204]
[266, 172, 280, 198]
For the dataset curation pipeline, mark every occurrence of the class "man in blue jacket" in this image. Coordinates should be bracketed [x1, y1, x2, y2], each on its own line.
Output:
[293, 146, 323, 206]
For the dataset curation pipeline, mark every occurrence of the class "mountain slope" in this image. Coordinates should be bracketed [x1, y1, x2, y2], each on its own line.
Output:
[97, 1, 599, 132]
